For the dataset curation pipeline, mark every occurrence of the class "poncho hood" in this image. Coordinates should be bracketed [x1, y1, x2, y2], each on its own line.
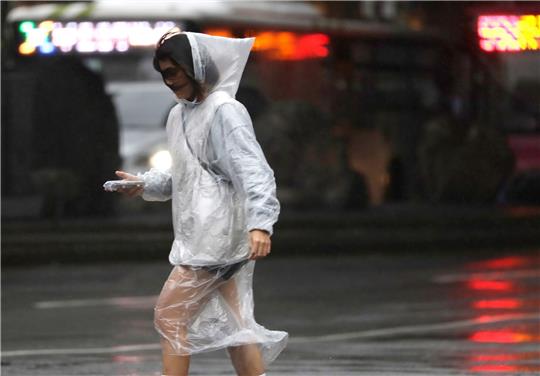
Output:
[184, 32, 254, 99]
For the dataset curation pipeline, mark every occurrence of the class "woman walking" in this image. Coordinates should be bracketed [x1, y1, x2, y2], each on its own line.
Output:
[110, 28, 287, 376]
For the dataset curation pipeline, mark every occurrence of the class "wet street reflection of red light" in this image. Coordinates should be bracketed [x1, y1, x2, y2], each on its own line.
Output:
[473, 314, 524, 324]
[474, 299, 522, 309]
[469, 351, 540, 373]
[470, 330, 533, 343]
[470, 364, 540, 373]
[468, 256, 530, 270]
[471, 352, 540, 362]
[472, 353, 518, 362]
[462, 254, 540, 374]
[470, 364, 519, 373]
[483, 256, 528, 269]
[468, 280, 514, 291]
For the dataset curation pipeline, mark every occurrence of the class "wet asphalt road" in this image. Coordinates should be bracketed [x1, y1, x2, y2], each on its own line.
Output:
[2, 249, 539, 375]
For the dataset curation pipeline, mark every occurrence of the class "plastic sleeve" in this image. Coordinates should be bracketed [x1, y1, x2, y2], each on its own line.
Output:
[137, 168, 172, 202]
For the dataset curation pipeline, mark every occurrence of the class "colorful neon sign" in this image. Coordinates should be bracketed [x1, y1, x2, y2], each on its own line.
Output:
[478, 14, 540, 52]
[17, 21, 176, 55]
[18, 21, 330, 60]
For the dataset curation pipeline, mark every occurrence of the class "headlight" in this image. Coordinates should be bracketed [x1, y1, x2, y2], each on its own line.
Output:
[149, 150, 172, 172]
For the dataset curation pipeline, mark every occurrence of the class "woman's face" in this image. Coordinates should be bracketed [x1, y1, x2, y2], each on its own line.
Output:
[158, 58, 195, 101]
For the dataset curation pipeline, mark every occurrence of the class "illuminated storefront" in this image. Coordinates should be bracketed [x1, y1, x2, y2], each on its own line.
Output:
[477, 14, 540, 52]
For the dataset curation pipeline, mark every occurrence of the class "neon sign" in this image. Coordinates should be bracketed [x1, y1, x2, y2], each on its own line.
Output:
[17, 21, 176, 55]
[205, 28, 329, 60]
[252, 32, 329, 60]
[478, 15, 540, 52]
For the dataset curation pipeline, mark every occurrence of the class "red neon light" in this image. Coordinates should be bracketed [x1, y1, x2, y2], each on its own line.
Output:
[473, 299, 522, 309]
[250, 31, 329, 60]
[294, 34, 330, 59]
[203, 30, 331, 60]
[468, 280, 514, 291]
[477, 15, 540, 52]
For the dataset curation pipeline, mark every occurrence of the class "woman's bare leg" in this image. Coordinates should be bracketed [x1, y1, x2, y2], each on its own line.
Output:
[155, 266, 221, 376]
[228, 344, 265, 376]
[160, 338, 190, 376]
[219, 278, 265, 376]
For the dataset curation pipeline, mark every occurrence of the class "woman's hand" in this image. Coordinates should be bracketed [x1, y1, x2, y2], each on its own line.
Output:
[249, 229, 271, 260]
[114, 170, 144, 197]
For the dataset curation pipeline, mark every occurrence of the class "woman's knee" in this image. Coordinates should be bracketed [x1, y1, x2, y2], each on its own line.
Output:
[155, 306, 184, 333]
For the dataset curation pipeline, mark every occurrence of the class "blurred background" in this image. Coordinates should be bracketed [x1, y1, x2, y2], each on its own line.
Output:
[2, 1, 539, 375]
[3, 1, 540, 222]
[2, 1, 540, 261]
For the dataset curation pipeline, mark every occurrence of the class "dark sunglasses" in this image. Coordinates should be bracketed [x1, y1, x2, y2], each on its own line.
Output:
[160, 65, 184, 80]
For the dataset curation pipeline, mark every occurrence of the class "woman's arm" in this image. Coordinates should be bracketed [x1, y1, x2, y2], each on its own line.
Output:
[113, 169, 172, 201]
[209, 102, 280, 236]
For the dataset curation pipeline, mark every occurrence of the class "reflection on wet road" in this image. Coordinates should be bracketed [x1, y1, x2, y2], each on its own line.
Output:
[2, 250, 539, 375]
[442, 255, 540, 374]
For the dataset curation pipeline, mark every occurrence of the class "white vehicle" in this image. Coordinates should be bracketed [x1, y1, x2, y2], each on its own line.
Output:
[106, 81, 174, 174]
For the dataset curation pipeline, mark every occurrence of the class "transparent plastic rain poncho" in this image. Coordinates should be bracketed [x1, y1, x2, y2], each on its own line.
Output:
[136, 32, 288, 364]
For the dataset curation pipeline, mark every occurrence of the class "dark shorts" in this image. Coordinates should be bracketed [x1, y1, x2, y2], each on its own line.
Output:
[201, 259, 249, 281]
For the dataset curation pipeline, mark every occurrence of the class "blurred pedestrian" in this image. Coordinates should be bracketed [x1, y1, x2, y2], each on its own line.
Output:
[31, 56, 119, 218]
[109, 28, 287, 376]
